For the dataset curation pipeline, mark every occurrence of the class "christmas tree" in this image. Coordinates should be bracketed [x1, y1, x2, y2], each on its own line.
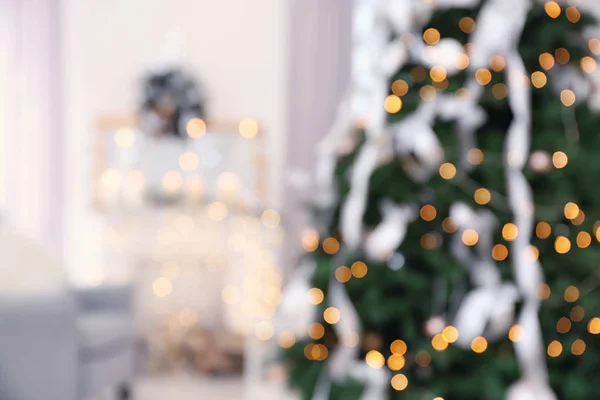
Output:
[277, 1, 600, 399]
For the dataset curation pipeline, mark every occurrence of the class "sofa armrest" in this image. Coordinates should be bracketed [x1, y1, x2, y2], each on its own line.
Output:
[75, 285, 133, 313]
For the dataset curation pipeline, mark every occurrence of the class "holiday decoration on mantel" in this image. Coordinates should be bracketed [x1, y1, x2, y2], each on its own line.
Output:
[279, 0, 600, 399]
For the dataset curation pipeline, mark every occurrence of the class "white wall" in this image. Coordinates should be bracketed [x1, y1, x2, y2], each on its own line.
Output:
[60, 0, 289, 283]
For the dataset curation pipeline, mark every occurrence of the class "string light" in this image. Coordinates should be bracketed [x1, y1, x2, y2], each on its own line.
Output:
[430, 66, 447, 83]
[531, 71, 548, 88]
[162, 171, 183, 193]
[564, 285, 580, 302]
[323, 237, 340, 255]
[547, 340, 563, 357]
[302, 229, 320, 252]
[431, 334, 448, 352]
[462, 229, 479, 246]
[384, 95, 403, 113]
[475, 69, 492, 85]
[391, 374, 409, 391]
[555, 48, 570, 65]
[571, 306, 585, 322]
[456, 53, 470, 70]
[421, 233, 439, 249]
[589, 38, 600, 55]
[572, 339, 586, 356]
[536, 222, 552, 239]
[492, 83, 508, 100]
[560, 90, 576, 107]
[255, 321, 274, 341]
[114, 128, 135, 148]
[489, 55, 506, 72]
[572, 210, 585, 225]
[502, 223, 519, 241]
[442, 326, 459, 343]
[467, 148, 484, 165]
[439, 162, 457, 179]
[539, 53, 555, 70]
[186, 118, 206, 138]
[566, 6, 581, 23]
[577, 232, 592, 248]
[102, 168, 121, 189]
[420, 85, 437, 101]
[351, 261, 368, 278]
[459, 17, 476, 33]
[529, 245, 540, 261]
[509, 324, 523, 342]
[588, 317, 600, 334]
[309, 322, 325, 339]
[420, 205, 437, 221]
[278, 332, 296, 349]
[557, 317, 572, 334]
[179, 152, 199, 172]
[474, 188, 491, 205]
[492, 244, 509, 261]
[538, 283, 552, 300]
[207, 201, 228, 221]
[555, 236, 571, 254]
[387, 355, 406, 371]
[415, 350, 431, 367]
[411, 67, 427, 82]
[552, 151, 568, 168]
[471, 336, 488, 353]
[239, 118, 259, 138]
[335, 266, 352, 283]
[366, 350, 385, 369]
[442, 217, 457, 233]
[391, 340, 408, 355]
[153, 277, 173, 297]
[392, 80, 409, 96]
[545, 1, 561, 19]
[581, 57, 597, 74]
[324, 307, 341, 324]
[564, 202, 580, 219]
[423, 28, 440, 45]
[307, 288, 324, 305]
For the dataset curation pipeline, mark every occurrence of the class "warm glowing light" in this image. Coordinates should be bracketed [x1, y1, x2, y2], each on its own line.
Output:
[391, 374, 409, 391]
[571, 306, 585, 322]
[467, 148, 484, 165]
[561, 90, 576, 107]
[423, 28, 440, 45]
[566, 6, 581, 23]
[279, 332, 296, 348]
[239, 118, 259, 138]
[186, 118, 206, 138]
[588, 318, 600, 334]
[564, 202, 580, 220]
[222, 285, 240, 304]
[391, 340, 407, 355]
[255, 321, 274, 341]
[442, 326, 459, 343]
[536, 222, 552, 239]
[439, 162, 456, 179]
[474, 188, 491, 205]
[442, 217, 457, 233]
[555, 48, 570, 64]
[102, 168, 121, 189]
[555, 236, 571, 254]
[502, 223, 519, 241]
[581, 56, 597, 74]
[462, 229, 479, 246]
[323, 237, 340, 255]
[529, 245, 540, 261]
[302, 229, 320, 252]
[114, 128, 135, 148]
[309, 323, 325, 339]
[307, 288, 324, 305]
[411, 67, 427, 82]
[471, 336, 488, 353]
[430, 66, 447, 83]
[456, 53, 470, 70]
[475, 69, 492, 85]
[459, 17, 476, 33]
[335, 266, 352, 283]
[162, 171, 183, 192]
[366, 350, 385, 369]
[207, 201, 228, 221]
[179, 152, 199, 172]
[557, 317, 572, 334]
[509, 324, 523, 342]
[531, 71, 547, 88]
[547, 340, 563, 357]
[545, 1, 561, 18]
[351, 261, 368, 278]
[261, 209, 280, 228]
[304, 343, 328, 361]
[539, 53, 555, 70]
[538, 283, 552, 300]
[492, 83, 508, 100]
[564, 285, 580, 302]
[577, 232, 592, 248]
[387, 355, 406, 371]
[431, 334, 449, 352]
[590, 38, 600, 55]
[421, 233, 439, 250]
[572, 339, 586, 355]
[153, 277, 173, 297]
[552, 151, 568, 168]
[420, 205, 437, 221]
[572, 210, 585, 225]
[392, 80, 409, 96]
[420, 85, 437, 101]
[415, 350, 431, 367]
[492, 244, 509, 261]
[324, 307, 341, 324]
[384, 95, 403, 113]
[489, 55, 506, 72]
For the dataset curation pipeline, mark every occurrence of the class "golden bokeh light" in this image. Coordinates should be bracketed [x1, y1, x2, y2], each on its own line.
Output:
[366, 350, 385, 369]
[391, 339, 408, 355]
[459, 17, 476, 33]
[431, 334, 449, 352]
[474, 188, 491, 205]
[430, 66, 447, 83]
[538, 283, 552, 300]
[502, 223, 519, 241]
[590, 38, 600, 55]
[475, 69, 492, 85]
[439, 162, 457, 179]
[489, 55, 506, 72]
[309, 322, 325, 340]
[531, 71, 548, 89]
[114, 128, 135, 148]
[566, 6, 581, 23]
[572, 339, 586, 356]
[467, 148, 484, 165]
[572, 210, 585, 225]
[411, 66, 427, 82]
[153, 277, 173, 297]
[588, 317, 600, 334]
[560, 90, 576, 107]
[415, 350, 432, 367]
[423, 28, 441, 45]
[539, 53, 555, 70]
[471, 336, 488, 353]
[577, 231, 592, 248]
[324, 307, 341, 324]
[571, 306, 585, 322]
[392, 80, 409, 97]
[384, 95, 403, 114]
[564, 202, 580, 220]
[302, 229, 320, 252]
[547, 340, 563, 358]
[456, 53, 470, 70]
[307, 288, 324, 305]
[557, 317, 572, 334]
[261, 209, 281, 228]
[186, 118, 207, 138]
[421, 233, 439, 250]
[545, 1, 561, 18]
[255, 321, 274, 341]
[555, 48, 570, 64]
[335, 266, 352, 283]
[351, 261, 368, 278]
[552, 151, 568, 168]
[536, 222, 552, 239]
[564, 285, 580, 303]
[492, 83, 508, 100]
[529, 245, 540, 261]
[555, 236, 571, 254]
[442, 326, 459, 343]
[420, 205, 437, 221]
[442, 217, 457, 233]
[162, 171, 183, 193]
[239, 118, 259, 138]
[279, 332, 296, 349]
[509, 324, 523, 342]
[304, 343, 328, 361]
[492, 244, 509, 261]
[391, 374, 409, 391]
[581, 56, 597, 74]
[179, 152, 199, 172]
[323, 237, 340, 255]
[387, 354, 406, 371]
[462, 229, 479, 246]
[420, 85, 437, 101]
[207, 201, 228, 221]
[102, 168, 121, 189]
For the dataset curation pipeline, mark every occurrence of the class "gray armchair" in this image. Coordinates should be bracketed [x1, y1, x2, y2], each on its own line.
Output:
[0, 285, 136, 400]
